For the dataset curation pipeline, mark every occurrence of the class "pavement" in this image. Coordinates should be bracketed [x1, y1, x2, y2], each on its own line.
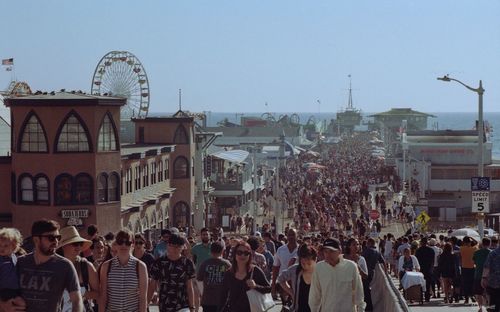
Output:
[148, 302, 284, 312]
[380, 218, 489, 311]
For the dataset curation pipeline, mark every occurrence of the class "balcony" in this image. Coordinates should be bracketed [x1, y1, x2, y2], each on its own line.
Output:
[211, 172, 243, 190]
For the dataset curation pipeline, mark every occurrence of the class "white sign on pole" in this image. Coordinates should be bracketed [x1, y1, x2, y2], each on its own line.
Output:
[472, 191, 489, 213]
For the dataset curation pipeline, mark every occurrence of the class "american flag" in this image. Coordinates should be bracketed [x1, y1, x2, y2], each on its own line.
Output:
[2, 58, 13, 66]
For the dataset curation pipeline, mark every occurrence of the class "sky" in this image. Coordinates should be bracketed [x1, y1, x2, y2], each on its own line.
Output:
[1, 0, 500, 115]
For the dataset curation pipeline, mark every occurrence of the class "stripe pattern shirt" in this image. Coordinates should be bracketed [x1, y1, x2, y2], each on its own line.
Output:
[106, 256, 140, 312]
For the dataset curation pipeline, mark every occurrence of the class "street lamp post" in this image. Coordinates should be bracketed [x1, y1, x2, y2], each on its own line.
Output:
[437, 75, 485, 238]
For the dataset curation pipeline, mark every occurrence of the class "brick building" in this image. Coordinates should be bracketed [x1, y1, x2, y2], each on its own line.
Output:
[0, 92, 196, 240]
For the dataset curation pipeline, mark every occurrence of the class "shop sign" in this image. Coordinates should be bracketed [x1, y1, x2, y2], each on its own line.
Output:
[60, 209, 90, 227]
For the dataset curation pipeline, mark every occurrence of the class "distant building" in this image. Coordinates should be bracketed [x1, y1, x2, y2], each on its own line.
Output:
[370, 108, 435, 157]
[0, 116, 9, 156]
[397, 129, 499, 220]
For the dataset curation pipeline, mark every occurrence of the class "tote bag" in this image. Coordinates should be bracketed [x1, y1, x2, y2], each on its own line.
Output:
[246, 268, 276, 312]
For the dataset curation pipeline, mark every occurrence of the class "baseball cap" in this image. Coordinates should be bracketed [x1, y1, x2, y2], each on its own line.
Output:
[322, 238, 341, 251]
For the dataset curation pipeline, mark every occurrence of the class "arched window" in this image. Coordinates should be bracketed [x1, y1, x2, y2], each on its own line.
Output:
[55, 174, 73, 205]
[19, 113, 48, 152]
[108, 172, 120, 202]
[19, 175, 34, 203]
[173, 156, 189, 179]
[75, 174, 93, 204]
[55, 112, 91, 152]
[97, 173, 108, 203]
[173, 201, 189, 228]
[164, 159, 169, 180]
[98, 114, 118, 151]
[173, 125, 189, 144]
[34, 175, 49, 204]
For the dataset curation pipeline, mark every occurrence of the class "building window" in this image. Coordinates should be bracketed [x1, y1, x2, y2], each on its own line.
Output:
[173, 201, 189, 228]
[55, 174, 73, 205]
[134, 166, 141, 190]
[173, 157, 189, 179]
[158, 161, 163, 182]
[19, 113, 48, 152]
[75, 174, 93, 204]
[173, 125, 189, 144]
[151, 162, 156, 184]
[35, 175, 49, 203]
[98, 114, 118, 151]
[143, 164, 149, 187]
[20, 175, 34, 203]
[98, 173, 108, 203]
[126, 168, 132, 193]
[56, 113, 91, 152]
[108, 173, 119, 202]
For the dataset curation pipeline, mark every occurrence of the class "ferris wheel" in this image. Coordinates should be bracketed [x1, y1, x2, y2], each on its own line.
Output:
[91, 51, 150, 119]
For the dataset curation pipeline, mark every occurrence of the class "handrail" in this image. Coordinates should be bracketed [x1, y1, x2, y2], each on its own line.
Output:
[371, 264, 410, 312]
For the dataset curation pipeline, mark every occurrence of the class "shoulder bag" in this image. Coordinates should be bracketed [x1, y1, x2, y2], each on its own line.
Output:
[246, 268, 276, 312]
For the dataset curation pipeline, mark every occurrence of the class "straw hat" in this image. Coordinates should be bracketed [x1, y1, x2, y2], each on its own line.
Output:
[58, 226, 92, 251]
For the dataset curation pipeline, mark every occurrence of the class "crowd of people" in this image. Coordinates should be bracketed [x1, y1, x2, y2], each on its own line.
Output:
[1, 133, 500, 312]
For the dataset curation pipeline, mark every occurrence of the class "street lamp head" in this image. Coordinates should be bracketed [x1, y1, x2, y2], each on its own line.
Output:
[437, 75, 451, 82]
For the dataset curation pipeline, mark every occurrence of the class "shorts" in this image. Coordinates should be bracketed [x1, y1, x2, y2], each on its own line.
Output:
[473, 279, 485, 295]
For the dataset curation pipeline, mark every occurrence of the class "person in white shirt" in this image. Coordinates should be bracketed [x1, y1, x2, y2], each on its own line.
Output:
[272, 229, 298, 305]
[309, 238, 365, 312]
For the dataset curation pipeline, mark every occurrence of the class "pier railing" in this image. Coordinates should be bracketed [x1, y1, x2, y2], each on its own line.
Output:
[371, 264, 409, 312]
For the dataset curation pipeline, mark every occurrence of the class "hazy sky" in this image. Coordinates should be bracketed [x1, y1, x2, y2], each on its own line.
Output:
[1, 0, 500, 114]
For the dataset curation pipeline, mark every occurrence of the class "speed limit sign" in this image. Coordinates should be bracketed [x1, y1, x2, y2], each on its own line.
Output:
[471, 177, 490, 213]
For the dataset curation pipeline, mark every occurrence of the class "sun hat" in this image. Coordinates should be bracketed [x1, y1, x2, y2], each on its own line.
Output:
[58, 226, 92, 251]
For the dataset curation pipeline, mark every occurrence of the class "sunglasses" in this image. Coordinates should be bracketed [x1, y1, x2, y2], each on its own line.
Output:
[116, 240, 132, 246]
[135, 241, 145, 245]
[71, 242, 84, 247]
[236, 250, 251, 257]
[39, 235, 62, 242]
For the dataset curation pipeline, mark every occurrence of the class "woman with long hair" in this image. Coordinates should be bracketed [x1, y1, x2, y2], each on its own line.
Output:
[343, 238, 368, 279]
[277, 244, 317, 312]
[99, 230, 148, 312]
[220, 241, 271, 312]
[438, 243, 456, 304]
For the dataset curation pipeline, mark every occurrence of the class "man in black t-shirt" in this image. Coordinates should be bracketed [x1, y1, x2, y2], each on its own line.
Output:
[149, 234, 196, 312]
[415, 237, 436, 302]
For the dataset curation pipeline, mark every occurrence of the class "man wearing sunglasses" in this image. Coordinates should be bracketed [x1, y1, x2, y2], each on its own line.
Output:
[149, 234, 196, 312]
[0, 219, 83, 312]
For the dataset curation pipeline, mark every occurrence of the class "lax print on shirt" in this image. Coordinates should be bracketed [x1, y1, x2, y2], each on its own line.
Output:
[17, 254, 79, 312]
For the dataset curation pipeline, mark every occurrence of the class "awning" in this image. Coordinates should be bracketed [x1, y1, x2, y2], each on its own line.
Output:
[213, 190, 244, 196]
[211, 150, 249, 164]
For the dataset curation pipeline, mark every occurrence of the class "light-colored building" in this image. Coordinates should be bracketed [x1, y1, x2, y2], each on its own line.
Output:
[397, 129, 499, 221]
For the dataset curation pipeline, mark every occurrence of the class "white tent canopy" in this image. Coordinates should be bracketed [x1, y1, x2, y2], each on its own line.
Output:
[210, 149, 249, 164]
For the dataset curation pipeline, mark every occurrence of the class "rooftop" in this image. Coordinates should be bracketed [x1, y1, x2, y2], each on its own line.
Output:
[121, 144, 175, 159]
[369, 108, 435, 118]
[4, 91, 126, 106]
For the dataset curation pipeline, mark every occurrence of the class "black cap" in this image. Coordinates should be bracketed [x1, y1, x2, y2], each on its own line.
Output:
[168, 234, 185, 246]
[322, 238, 341, 251]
